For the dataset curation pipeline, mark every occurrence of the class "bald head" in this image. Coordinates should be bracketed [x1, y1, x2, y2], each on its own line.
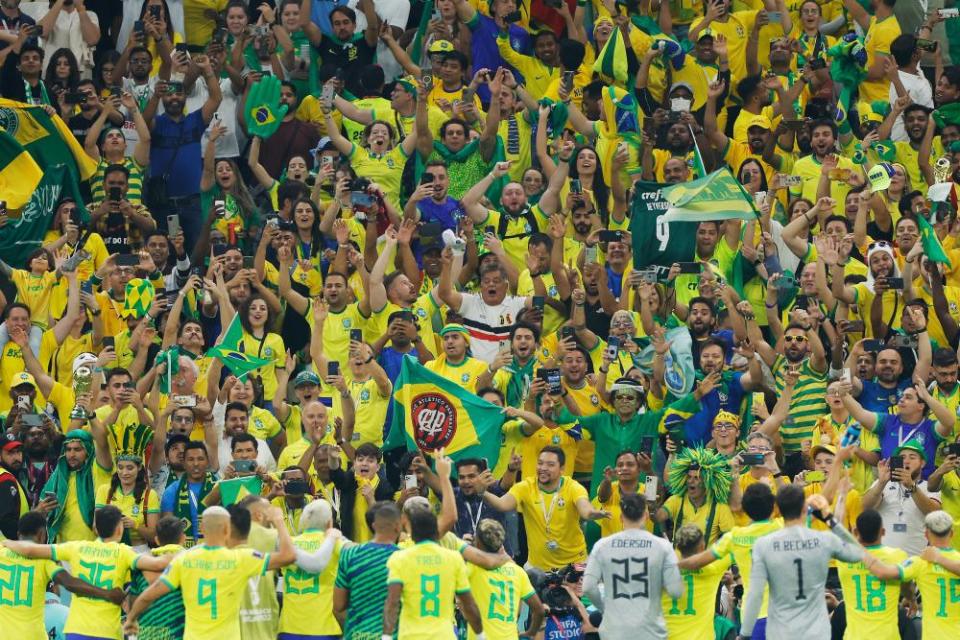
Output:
[201, 506, 231, 541]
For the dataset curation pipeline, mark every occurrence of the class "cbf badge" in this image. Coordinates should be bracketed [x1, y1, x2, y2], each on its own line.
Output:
[132, 505, 140, 515]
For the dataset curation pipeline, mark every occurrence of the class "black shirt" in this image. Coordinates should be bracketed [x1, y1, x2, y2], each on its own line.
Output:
[316, 34, 376, 97]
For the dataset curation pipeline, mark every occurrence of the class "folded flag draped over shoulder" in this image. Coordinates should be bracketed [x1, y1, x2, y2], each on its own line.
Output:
[918, 214, 952, 268]
[659, 169, 759, 222]
[385, 357, 504, 467]
[0, 129, 42, 208]
[206, 313, 272, 380]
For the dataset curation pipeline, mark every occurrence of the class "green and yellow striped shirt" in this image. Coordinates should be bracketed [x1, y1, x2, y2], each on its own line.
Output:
[90, 156, 144, 206]
[773, 355, 828, 452]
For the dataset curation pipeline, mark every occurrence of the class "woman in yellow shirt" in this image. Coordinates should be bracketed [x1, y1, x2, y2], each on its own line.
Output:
[237, 297, 286, 406]
[94, 454, 159, 551]
[1, 249, 60, 330]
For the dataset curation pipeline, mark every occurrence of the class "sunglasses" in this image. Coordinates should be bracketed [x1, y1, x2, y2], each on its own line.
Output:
[713, 423, 737, 431]
[784, 335, 808, 343]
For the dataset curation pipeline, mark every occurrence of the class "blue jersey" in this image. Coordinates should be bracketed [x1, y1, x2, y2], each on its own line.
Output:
[673, 371, 748, 446]
[858, 379, 910, 413]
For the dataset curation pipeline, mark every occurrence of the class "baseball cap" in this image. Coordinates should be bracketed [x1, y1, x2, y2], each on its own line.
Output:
[2, 432, 23, 452]
[293, 371, 321, 388]
[868, 162, 895, 193]
[810, 443, 837, 459]
[745, 114, 772, 131]
[894, 439, 927, 461]
[428, 39, 454, 53]
[11, 372, 37, 390]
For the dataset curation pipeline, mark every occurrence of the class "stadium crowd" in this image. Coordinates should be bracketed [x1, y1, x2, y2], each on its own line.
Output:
[4, 0, 960, 637]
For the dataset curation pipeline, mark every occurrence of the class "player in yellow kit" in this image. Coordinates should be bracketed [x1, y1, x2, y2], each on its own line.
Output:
[677, 483, 782, 635]
[384, 506, 486, 640]
[124, 505, 297, 640]
[866, 510, 960, 636]
[836, 510, 908, 640]
[665, 524, 732, 640]
[0, 512, 128, 640]
[2, 506, 171, 640]
[279, 499, 346, 638]
[467, 519, 544, 640]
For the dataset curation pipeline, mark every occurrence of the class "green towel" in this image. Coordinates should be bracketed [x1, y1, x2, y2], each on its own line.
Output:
[44, 430, 95, 541]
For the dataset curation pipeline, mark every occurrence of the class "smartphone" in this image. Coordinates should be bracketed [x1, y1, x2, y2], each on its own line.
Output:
[503, 10, 521, 22]
[676, 262, 701, 275]
[538, 368, 563, 395]
[213, 200, 225, 217]
[885, 277, 905, 290]
[605, 336, 620, 361]
[917, 38, 938, 52]
[643, 475, 658, 501]
[109, 186, 122, 202]
[21, 413, 43, 427]
[841, 320, 865, 333]
[420, 172, 435, 185]
[350, 329, 363, 343]
[639, 436, 655, 456]
[809, 57, 827, 70]
[783, 118, 806, 130]
[805, 470, 826, 483]
[174, 42, 190, 57]
[149, 5, 161, 18]
[233, 459, 257, 473]
[862, 339, 885, 352]
[167, 214, 180, 238]
[116, 254, 139, 267]
[947, 443, 960, 457]
[327, 361, 340, 376]
[285, 479, 309, 495]
[532, 295, 545, 311]
[585, 244, 598, 263]
[320, 83, 335, 105]
[570, 178, 582, 194]
[889, 455, 904, 472]
[64, 91, 87, 105]
[561, 70, 575, 94]
[242, 256, 255, 269]
[670, 97, 691, 113]
[598, 230, 621, 244]
[103, 336, 115, 349]
[351, 191, 375, 208]
[767, 10, 781, 20]
[889, 334, 918, 348]
[560, 326, 576, 343]
[405, 474, 418, 489]
[133, 19, 144, 34]
[484, 225, 495, 236]
[840, 368, 851, 384]
[172, 394, 196, 408]
[771, 274, 796, 290]
[212, 243, 229, 257]
[740, 452, 766, 466]
[940, 8, 960, 18]
[43, 490, 57, 502]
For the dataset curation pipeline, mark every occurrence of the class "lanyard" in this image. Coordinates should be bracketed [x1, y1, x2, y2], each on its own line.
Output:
[897, 423, 922, 448]
[464, 498, 483, 535]
[318, 481, 340, 515]
[539, 478, 563, 534]
[24, 78, 50, 106]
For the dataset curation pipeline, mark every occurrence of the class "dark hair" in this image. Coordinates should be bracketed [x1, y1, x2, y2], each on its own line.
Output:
[408, 507, 439, 542]
[19, 43, 44, 60]
[855, 509, 883, 544]
[775, 484, 806, 520]
[738, 158, 769, 192]
[94, 505, 125, 538]
[399, 450, 420, 474]
[3, 302, 31, 321]
[559, 38, 586, 71]
[18, 511, 47, 538]
[104, 163, 130, 182]
[105, 368, 133, 386]
[539, 445, 565, 468]
[355, 442, 382, 462]
[510, 322, 541, 344]
[224, 401, 250, 419]
[238, 295, 276, 337]
[823, 214, 852, 232]
[620, 493, 648, 522]
[809, 118, 838, 140]
[440, 118, 469, 139]
[164, 433, 191, 455]
[477, 387, 504, 404]
[700, 336, 728, 358]
[278, 180, 310, 210]
[227, 503, 252, 538]
[742, 483, 776, 522]
[156, 515, 186, 545]
[44, 48, 80, 90]
[890, 33, 917, 67]
[359, 64, 385, 93]
[106, 456, 149, 507]
[527, 232, 553, 252]
[367, 500, 402, 532]
[25, 247, 54, 272]
[441, 50, 468, 71]
[456, 458, 486, 472]
[933, 348, 959, 367]
[231, 432, 259, 452]
[903, 103, 932, 119]
[329, 5, 357, 23]
[688, 296, 716, 315]
[137, 0, 175, 40]
[569, 146, 610, 223]
[737, 74, 763, 102]
[184, 441, 209, 458]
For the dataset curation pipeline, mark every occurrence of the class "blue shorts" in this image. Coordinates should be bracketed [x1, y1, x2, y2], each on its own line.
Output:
[752, 617, 767, 640]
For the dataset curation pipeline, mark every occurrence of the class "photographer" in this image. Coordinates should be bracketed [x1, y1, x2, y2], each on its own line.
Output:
[537, 563, 597, 639]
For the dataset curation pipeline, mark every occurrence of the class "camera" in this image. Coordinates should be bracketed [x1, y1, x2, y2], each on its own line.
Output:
[539, 565, 583, 615]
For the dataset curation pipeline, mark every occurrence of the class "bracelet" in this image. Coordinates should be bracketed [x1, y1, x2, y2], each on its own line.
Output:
[599, 367, 609, 374]
[364, 356, 374, 364]
[773, 472, 786, 478]
[765, 302, 777, 309]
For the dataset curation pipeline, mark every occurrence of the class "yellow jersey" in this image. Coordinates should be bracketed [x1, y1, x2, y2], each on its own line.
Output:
[852, 284, 902, 337]
[898, 548, 960, 636]
[52, 539, 140, 640]
[709, 518, 782, 617]
[249, 405, 282, 442]
[367, 293, 441, 357]
[305, 299, 368, 369]
[239, 331, 285, 401]
[664, 552, 732, 640]
[936, 472, 960, 550]
[59, 463, 114, 543]
[279, 529, 343, 636]
[347, 377, 390, 447]
[95, 484, 160, 548]
[467, 561, 536, 640]
[11, 269, 58, 329]
[508, 476, 588, 570]
[517, 269, 562, 334]
[662, 495, 735, 546]
[424, 355, 489, 394]
[861, 15, 901, 103]
[0, 330, 57, 414]
[592, 480, 651, 539]
[347, 144, 408, 211]
[160, 545, 271, 640]
[386, 539, 471, 640]
[0, 547, 63, 640]
[837, 544, 908, 639]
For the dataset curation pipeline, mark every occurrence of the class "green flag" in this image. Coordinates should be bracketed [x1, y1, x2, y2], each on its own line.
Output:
[630, 181, 698, 275]
[0, 128, 42, 209]
[0, 98, 97, 185]
[659, 169, 759, 222]
[385, 357, 505, 468]
[206, 313, 272, 380]
[219, 475, 263, 506]
[918, 214, 952, 267]
[593, 25, 628, 87]
[154, 347, 182, 394]
[0, 164, 87, 267]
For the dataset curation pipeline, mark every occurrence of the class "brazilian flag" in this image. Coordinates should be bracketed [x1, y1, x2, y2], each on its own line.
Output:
[919, 214, 952, 268]
[385, 357, 505, 468]
[219, 476, 263, 505]
[206, 313, 272, 380]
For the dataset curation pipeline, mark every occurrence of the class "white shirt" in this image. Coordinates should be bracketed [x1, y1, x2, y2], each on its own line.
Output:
[199, 77, 243, 159]
[872, 478, 940, 555]
[40, 6, 99, 76]
[116, 0, 183, 52]
[347, 0, 409, 84]
[889, 69, 934, 142]
[212, 400, 277, 473]
[457, 292, 528, 364]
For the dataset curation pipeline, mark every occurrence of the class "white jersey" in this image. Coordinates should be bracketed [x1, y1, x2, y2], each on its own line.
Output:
[457, 292, 527, 364]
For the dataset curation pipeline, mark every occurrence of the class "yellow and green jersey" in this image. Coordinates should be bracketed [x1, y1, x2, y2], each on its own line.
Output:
[837, 545, 908, 639]
[0, 547, 63, 640]
[466, 561, 536, 640]
[898, 548, 960, 637]
[709, 518, 782, 617]
[664, 552, 732, 639]
[279, 529, 344, 636]
[386, 539, 471, 640]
